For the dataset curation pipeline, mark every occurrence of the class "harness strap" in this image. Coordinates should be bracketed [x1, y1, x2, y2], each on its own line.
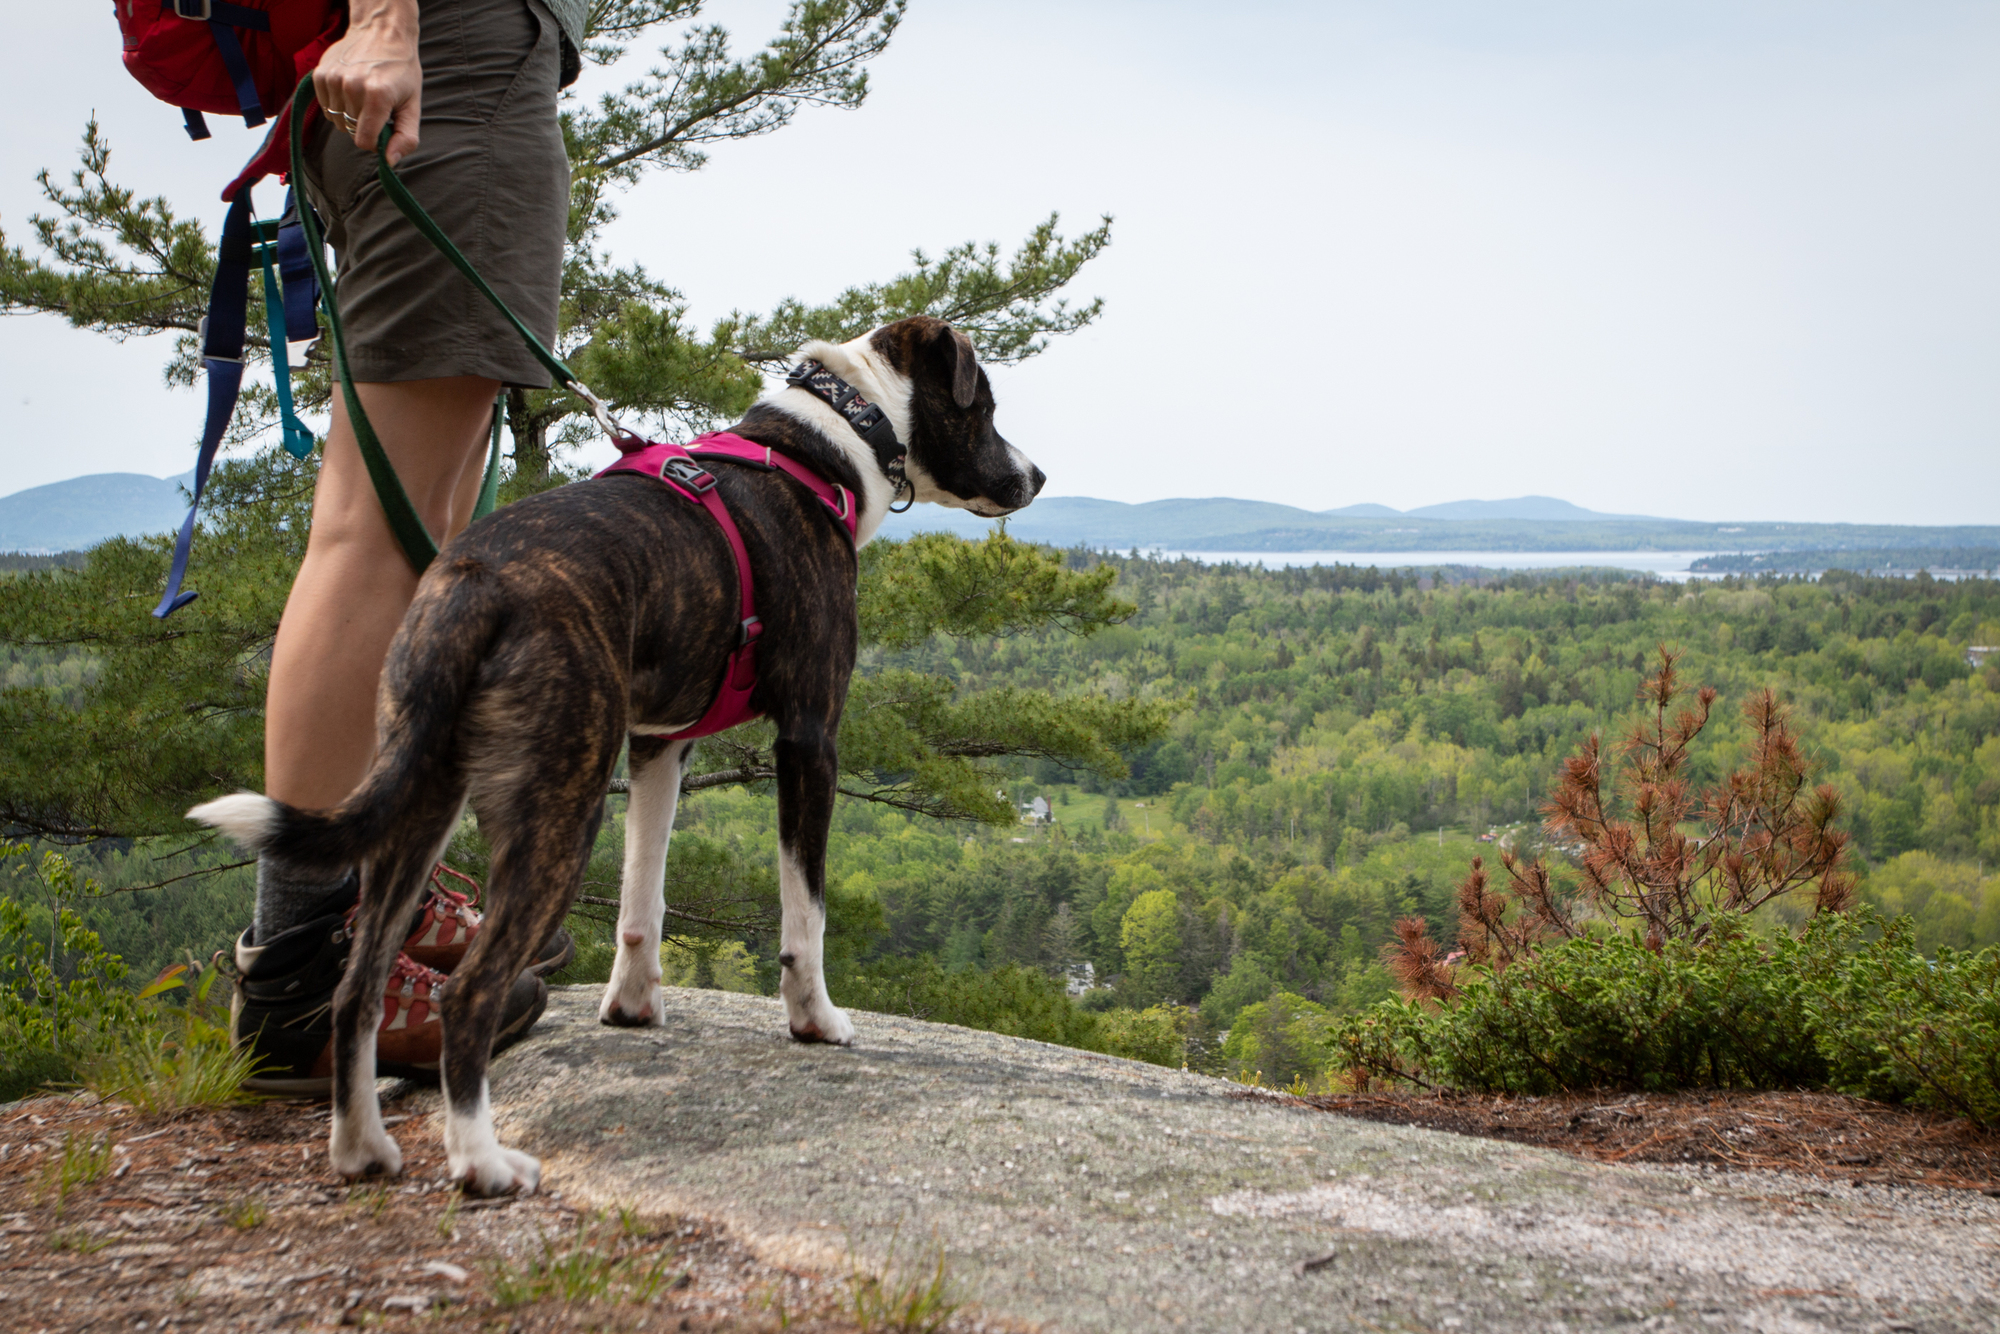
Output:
[687, 433, 859, 540]
[595, 440, 761, 738]
[594, 434, 857, 738]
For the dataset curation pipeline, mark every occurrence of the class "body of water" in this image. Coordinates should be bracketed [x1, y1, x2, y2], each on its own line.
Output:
[1146, 551, 1721, 580]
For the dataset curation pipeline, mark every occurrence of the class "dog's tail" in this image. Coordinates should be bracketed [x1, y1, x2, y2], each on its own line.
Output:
[188, 558, 505, 874]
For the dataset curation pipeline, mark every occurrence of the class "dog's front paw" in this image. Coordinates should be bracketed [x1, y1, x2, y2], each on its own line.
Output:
[599, 952, 665, 1027]
[328, 1117, 403, 1180]
[598, 979, 665, 1027]
[788, 997, 856, 1046]
[450, 1145, 541, 1198]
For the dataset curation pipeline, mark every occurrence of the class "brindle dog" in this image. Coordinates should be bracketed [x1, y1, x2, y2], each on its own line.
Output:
[192, 317, 1043, 1195]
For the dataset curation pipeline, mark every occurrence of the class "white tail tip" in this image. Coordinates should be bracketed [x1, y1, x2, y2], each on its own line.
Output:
[187, 791, 280, 850]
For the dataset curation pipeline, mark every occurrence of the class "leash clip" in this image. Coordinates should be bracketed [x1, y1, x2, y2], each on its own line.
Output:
[569, 378, 644, 452]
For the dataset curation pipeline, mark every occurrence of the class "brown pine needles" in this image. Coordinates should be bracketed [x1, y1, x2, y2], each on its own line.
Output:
[1391, 648, 1855, 1000]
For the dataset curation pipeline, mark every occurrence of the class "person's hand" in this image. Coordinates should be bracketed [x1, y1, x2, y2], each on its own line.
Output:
[313, 0, 422, 165]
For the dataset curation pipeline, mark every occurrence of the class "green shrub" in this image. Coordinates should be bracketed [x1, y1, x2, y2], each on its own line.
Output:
[1098, 1004, 1188, 1067]
[1329, 925, 1828, 1095]
[1327, 911, 2000, 1124]
[0, 850, 142, 1101]
[1804, 911, 2000, 1126]
[839, 957, 1104, 1051]
[1225, 992, 1337, 1088]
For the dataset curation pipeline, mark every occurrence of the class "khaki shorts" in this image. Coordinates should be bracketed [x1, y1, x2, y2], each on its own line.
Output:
[299, 0, 567, 387]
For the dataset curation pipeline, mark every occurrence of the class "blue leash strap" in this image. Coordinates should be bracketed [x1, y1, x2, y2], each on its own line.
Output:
[154, 187, 256, 618]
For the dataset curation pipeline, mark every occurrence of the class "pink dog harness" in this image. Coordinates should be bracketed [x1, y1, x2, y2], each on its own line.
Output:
[594, 431, 859, 739]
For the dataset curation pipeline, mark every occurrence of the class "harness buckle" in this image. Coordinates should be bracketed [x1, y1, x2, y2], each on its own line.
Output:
[738, 616, 762, 647]
[173, 0, 214, 18]
[659, 456, 717, 493]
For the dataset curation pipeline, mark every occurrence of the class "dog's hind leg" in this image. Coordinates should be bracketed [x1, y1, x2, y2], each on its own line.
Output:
[440, 786, 602, 1196]
[773, 718, 854, 1045]
[328, 810, 458, 1178]
[600, 736, 692, 1027]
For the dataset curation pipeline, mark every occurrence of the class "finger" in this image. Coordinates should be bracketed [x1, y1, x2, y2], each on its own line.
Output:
[353, 91, 392, 155]
[383, 94, 422, 167]
[312, 73, 367, 146]
[311, 66, 348, 123]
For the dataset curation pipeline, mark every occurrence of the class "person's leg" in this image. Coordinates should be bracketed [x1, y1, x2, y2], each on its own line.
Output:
[254, 375, 498, 939]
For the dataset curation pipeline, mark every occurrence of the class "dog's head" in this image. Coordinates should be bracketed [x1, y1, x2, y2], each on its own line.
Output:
[799, 317, 1045, 518]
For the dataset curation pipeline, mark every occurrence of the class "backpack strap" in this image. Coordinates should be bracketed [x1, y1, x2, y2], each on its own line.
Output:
[253, 206, 315, 460]
[170, 0, 274, 132]
[275, 195, 319, 345]
[153, 187, 257, 617]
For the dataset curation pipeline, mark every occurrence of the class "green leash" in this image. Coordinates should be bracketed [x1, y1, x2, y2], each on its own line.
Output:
[287, 77, 629, 575]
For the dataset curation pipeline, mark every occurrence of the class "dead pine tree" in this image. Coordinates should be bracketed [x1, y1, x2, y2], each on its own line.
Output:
[1389, 647, 1855, 1001]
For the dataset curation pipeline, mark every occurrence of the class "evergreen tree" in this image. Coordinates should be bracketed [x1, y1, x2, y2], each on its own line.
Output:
[0, 1, 1161, 842]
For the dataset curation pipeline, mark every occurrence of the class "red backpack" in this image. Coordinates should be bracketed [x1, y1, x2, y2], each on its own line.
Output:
[115, 1, 345, 616]
[118, 0, 346, 142]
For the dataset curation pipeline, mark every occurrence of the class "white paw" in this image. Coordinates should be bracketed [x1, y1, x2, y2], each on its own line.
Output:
[450, 1145, 541, 1198]
[788, 995, 855, 1046]
[597, 972, 665, 1028]
[328, 1120, 403, 1180]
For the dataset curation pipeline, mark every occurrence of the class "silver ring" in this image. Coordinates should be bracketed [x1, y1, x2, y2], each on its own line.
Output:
[338, 111, 359, 129]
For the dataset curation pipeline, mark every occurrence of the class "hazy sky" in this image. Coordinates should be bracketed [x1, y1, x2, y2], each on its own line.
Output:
[4, 1, 1997, 523]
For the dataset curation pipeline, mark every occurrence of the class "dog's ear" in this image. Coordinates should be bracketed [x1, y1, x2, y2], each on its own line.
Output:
[948, 328, 980, 409]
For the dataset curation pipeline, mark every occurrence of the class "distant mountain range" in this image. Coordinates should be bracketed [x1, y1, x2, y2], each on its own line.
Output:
[878, 495, 2000, 555]
[0, 472, 192, 553]
[7, 473, 1998, 558]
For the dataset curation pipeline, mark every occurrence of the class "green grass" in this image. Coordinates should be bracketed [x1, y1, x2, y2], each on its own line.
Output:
[82, 963, 265, 1115]
[487, 1217, 681, 1309]
[220, 1194, 267, 1231]
[37, 1130, 115, 1211]
[47, 1224, 107, 1254]
[345, 1183, 391, 1220]
[847, 1231, 964, 1334]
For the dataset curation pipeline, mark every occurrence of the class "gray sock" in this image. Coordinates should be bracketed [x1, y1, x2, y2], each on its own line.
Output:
[252, 857, 358, 943]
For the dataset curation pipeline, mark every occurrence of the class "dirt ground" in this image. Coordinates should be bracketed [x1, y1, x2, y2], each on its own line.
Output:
[9, 1079, 1996, 1333]
[1287, 1086, 2000, 1192]
[0, 1088, 937, 1334]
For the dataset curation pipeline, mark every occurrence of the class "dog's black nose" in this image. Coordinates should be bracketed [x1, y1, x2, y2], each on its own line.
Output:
[1028, 464, 1047, 497]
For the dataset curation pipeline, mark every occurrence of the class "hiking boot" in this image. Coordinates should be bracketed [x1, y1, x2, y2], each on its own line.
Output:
[405, 865, 576, 978]
[230, 910, 548, 1096]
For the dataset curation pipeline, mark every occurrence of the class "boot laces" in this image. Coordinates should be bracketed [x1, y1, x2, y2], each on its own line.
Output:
[389, 952, 447, 992]
[430, 862, 484, 910]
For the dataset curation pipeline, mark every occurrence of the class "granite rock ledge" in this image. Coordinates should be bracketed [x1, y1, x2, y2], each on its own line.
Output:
[411, 986, 2000, 1332]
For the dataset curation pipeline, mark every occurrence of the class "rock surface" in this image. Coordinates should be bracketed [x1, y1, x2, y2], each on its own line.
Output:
[421, 986, 2000, 1332]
